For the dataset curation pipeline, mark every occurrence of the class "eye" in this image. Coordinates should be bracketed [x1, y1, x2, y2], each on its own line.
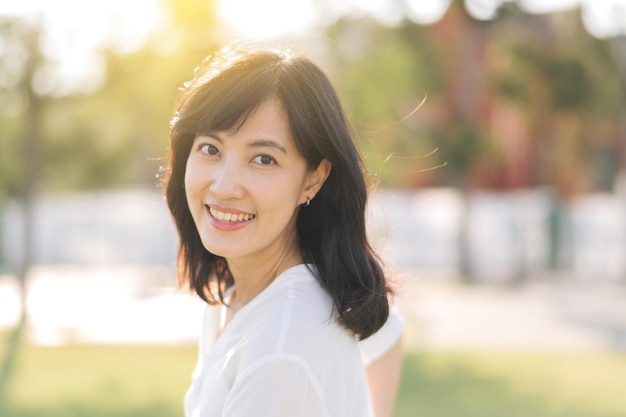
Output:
[252, 154, 276, 166]
[199, 144, 219, 156]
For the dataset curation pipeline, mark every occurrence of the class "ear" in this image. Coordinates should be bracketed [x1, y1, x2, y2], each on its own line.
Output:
[301, 159, 331, 204]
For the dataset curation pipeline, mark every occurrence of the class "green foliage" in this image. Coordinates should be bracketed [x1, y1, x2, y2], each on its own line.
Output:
[0, 117, 22, 200]
[31, 38, 219, 191]
[427, 119, 491, 184]
[325, 3, 626, 191]
[547, 58, 591, 110]
[0, 1, 221, 197]
[1, 1, 624, 195]
[328, 18, 448, 187]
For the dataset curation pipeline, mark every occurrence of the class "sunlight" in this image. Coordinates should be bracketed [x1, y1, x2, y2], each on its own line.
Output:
[520, 0, 579, 13]
[522, 0, 625, 38]
[215, 0, 455, 36]
[215, 0, 624, 39]
[0, 0, 161, 50]
[580, 0, 626, 38]
[405, 0, 451, 24]
[216, 0, 317, 40]
[0, 0, 163, 95]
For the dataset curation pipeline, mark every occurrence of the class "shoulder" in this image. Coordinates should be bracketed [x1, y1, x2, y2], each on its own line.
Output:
[240, 264, 356, 360]
[358, 305, 405, 366]
[227, 264, 364, 381]
[221, 265, 373, 417]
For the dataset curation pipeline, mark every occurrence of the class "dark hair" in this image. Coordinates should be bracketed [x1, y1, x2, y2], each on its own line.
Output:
[165, 45, 390, 340]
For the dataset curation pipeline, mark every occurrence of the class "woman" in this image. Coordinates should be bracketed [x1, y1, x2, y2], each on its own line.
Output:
[165, 45, 403, 417]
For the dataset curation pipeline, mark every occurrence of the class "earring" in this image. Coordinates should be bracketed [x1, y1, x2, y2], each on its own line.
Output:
[303, 196, 311, 207]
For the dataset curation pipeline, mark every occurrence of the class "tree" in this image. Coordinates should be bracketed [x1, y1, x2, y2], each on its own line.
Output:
[0, 17, 45, 406]
[322, 0, 626, 280]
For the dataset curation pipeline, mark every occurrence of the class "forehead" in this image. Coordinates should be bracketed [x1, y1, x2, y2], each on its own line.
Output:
[223, 97, 294, 146]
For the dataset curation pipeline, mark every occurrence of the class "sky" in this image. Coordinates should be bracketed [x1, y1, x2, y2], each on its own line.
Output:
[0, 0, 624, 95]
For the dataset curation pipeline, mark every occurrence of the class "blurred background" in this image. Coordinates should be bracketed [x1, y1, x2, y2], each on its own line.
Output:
[1, 0, 626, 416]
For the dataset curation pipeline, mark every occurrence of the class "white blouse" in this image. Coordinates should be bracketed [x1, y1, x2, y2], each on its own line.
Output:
[184, 264, 403, 417]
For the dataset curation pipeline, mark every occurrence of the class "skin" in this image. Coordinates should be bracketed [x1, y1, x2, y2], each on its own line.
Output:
[366, 339, 403, 417]
[184, 97, 330, 315]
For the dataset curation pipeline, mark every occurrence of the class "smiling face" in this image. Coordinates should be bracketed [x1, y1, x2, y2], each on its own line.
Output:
[184, 97, 329, 267]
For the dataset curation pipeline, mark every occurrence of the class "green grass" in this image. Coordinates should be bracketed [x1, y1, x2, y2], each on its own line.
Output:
[395, 351, 626, 417]
[1, 335, 626, 417]
[0, 339, 197, 417]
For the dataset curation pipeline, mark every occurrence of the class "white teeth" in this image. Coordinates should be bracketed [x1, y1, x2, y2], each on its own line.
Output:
[209, 207, 255, 223]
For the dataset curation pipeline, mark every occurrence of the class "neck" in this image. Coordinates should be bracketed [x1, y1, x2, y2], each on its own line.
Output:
[226, 236, 303, 312]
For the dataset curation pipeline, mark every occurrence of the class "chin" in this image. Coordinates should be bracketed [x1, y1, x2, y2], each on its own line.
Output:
[200, 241, 241, 259]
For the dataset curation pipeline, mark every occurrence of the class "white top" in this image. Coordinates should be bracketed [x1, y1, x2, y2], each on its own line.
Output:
[184, 264, 404, 417]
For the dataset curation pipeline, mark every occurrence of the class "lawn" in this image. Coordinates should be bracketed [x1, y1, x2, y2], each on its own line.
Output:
[1, 335, 625, 417]
[0, 341, 196, 417]
[394, 351, 626, 417]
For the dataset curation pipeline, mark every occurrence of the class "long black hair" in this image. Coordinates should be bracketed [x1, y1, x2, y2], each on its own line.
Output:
[165, 45, 390, 340]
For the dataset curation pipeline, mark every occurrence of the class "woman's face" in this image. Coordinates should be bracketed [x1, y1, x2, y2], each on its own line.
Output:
[184, 97, 329, 265]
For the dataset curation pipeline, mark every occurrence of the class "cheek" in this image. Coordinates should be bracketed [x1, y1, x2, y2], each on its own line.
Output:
[256, 175, 305, 213]
[184, 155, 209, 188]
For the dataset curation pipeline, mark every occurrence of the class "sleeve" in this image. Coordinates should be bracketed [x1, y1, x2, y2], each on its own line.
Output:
[222, 354, 331, 417]
[358, 306, 405, 367]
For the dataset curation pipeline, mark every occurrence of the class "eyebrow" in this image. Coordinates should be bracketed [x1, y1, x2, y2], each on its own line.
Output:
[249, 139, 288, 155]
[197, 133, 288, 155]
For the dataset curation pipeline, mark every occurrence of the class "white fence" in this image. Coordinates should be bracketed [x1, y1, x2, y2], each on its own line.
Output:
[1, 189, 179, 268]
[370, 187, 625, 282]
[1, 187, 625, 282]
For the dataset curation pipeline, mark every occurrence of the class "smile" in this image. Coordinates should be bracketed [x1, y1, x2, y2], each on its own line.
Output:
[208, 206, 256, 223]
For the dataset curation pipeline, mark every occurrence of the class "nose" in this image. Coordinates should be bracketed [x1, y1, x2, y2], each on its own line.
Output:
[209, 158, 246, 200]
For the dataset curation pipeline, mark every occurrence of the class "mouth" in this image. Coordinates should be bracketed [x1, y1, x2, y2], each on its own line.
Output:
[208, 206, 256, 223]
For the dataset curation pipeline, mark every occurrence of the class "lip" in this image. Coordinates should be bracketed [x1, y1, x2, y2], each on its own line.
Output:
[205, 204, 255, 231]
[207, 203, 252, 215]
